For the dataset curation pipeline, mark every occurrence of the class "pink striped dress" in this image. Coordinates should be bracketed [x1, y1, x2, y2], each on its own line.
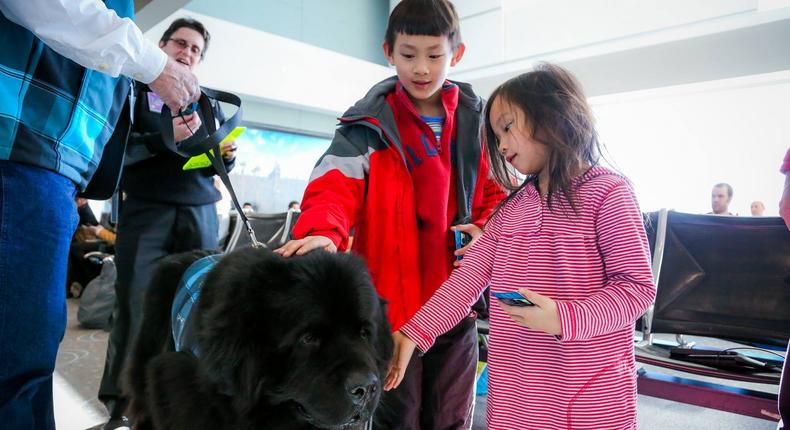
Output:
[401, 167, 656, 430]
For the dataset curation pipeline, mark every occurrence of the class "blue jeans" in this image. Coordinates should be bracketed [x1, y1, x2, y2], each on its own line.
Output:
[0, 160, 77, 429]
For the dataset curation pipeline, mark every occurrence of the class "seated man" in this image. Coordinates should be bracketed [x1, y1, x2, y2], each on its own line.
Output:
[67, 198, 116, 297]
[750, 200, 765, 216]
[709, 182, 734, 215]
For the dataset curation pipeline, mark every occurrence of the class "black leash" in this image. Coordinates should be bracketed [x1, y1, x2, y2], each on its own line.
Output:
[159, 87, 263, 249]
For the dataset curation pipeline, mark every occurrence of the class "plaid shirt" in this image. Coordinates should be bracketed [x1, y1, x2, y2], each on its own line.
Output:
[0, 0, 132, 189]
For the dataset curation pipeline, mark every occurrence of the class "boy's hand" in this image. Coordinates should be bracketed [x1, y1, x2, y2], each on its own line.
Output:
[384, 331, 417, 391]
[496, 288, 562, 336]
[452, 223, 483, 267]
[172, 112, 202, 142]
[274, 235, 336, 257]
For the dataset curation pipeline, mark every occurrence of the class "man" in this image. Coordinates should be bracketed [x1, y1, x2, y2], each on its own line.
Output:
[0, 1, 199, 428]
[778, 147, 790, 430]
[751, 201, 765, 216]
[709, 183, 734, 215]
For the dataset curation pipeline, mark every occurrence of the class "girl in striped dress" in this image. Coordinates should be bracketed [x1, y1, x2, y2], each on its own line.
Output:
[384, 63, 656, 430]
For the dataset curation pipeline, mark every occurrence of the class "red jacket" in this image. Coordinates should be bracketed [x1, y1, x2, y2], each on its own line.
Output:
[293, 76, 505, 330]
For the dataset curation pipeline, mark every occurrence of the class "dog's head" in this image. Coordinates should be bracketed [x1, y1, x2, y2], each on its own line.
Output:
[196, 248, 393, 429]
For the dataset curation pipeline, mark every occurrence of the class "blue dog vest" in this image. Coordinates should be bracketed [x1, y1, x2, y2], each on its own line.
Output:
[172, 254, 222, 357]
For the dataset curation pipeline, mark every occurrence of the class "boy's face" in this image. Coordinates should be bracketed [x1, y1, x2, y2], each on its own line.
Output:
[383, 33, 465, 108]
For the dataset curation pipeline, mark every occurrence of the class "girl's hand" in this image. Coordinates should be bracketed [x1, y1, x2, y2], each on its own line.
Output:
[383, 331, 417, 391]
[496, 288, 562, 336]
[452, 223, 483, 267]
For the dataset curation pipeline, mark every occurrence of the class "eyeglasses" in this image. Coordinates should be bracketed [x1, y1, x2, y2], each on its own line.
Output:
[167, 38, 203, 57]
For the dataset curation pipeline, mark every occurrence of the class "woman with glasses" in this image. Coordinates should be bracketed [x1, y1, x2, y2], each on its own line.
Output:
[98, 18, 238, 430]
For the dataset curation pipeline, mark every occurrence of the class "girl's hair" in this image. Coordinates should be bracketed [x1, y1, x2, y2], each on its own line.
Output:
[484, 63, 603, 214]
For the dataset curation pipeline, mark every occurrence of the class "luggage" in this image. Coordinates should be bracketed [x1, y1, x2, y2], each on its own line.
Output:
[77, 255, 117, 330]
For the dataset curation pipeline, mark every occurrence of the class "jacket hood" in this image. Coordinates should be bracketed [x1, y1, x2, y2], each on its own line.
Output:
[342, 76, 483, 121]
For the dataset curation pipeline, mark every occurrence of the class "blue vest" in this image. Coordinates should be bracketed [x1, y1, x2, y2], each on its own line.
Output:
[172, 254, 222, 357]
[0, 0, 133, 189]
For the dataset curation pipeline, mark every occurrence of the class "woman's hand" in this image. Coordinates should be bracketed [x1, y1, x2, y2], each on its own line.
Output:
[452, 223, 483, 267]
[383, 331, 417, 391]
[220, 140, 238, 161]
[172, 112, 202, 142]
[495, 288, 562, 336]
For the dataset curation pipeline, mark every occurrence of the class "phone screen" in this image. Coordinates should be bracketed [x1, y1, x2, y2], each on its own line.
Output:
[491, 291, 534, 307]
[454, 230, 472, 260]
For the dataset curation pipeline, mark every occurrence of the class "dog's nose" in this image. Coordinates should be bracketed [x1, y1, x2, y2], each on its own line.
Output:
[346, 371, 378, 404]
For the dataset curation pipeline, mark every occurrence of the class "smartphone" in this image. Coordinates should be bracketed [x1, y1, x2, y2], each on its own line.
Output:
[491, 291, 534, 307]
[454, 230, 472, 260]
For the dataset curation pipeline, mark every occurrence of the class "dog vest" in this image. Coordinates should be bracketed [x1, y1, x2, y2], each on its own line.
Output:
[172, 254, 222, 357]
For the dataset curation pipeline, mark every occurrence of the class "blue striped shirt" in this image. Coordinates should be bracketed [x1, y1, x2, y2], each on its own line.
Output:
[420, 115, 444, 143]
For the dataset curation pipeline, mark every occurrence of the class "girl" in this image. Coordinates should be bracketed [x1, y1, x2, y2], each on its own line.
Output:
[384, 63, 656, 429]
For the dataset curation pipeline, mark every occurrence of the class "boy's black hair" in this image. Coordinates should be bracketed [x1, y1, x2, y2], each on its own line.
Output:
[385, 0, 462, 53]
[160, 18, 211, 59]
[484, 63, 604, 215]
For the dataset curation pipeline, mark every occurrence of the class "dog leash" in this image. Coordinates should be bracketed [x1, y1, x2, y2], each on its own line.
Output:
[158, 87, 263, 249]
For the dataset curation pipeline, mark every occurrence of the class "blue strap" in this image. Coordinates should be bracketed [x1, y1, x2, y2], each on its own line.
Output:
[172, 254, 222, 356]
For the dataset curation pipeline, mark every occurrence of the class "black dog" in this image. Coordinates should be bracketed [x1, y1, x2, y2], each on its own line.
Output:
[124, 247, 393, 429]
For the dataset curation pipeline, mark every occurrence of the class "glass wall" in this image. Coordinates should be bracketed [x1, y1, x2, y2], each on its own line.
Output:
[225, 126, 332, 214]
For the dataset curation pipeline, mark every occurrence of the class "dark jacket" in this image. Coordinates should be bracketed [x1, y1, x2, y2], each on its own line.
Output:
[121, 86, 234, 206]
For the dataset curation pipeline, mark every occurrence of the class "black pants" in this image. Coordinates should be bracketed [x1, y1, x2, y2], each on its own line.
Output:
[98, 198, 218, 417]
[374, 316, 478, 430]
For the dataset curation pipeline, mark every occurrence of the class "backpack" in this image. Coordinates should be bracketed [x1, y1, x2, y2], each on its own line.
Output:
[77, 256, 117, 330]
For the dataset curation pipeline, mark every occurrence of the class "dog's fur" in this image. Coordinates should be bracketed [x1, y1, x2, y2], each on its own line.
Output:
[124, 247, 393, 430]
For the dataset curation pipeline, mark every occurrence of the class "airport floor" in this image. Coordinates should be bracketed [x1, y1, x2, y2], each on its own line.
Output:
[54, 298, 779, 430]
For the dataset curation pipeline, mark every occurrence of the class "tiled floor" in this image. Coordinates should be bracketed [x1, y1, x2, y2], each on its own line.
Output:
[54, 298, 780, 429]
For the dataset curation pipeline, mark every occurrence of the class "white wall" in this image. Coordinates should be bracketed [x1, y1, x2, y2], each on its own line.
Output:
[591, 72, 790, 216]
[144, 11, 392, 116]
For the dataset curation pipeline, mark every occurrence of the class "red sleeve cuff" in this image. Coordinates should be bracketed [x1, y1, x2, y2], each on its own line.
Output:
[555, 300, 577, 342]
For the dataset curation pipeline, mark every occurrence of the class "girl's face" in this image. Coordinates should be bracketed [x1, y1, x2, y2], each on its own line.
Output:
[489, 96, 549, 178]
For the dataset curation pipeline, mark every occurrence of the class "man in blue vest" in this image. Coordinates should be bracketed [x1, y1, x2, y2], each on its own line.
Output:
[0, 1, 200, 428]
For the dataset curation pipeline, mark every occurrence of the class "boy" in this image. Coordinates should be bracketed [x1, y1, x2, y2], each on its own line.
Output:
[276, 0, 504, 428]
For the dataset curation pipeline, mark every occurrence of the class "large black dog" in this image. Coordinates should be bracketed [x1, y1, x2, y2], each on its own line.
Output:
[124, 247, 393, 429]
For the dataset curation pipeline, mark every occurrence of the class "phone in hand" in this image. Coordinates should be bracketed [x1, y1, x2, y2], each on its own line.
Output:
[454, 230, 472, 260]
[180, 101, 198, 116]
[491, 291, 534, 307]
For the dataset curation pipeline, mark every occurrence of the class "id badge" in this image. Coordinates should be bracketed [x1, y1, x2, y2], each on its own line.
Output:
[147, 92, 164, 113]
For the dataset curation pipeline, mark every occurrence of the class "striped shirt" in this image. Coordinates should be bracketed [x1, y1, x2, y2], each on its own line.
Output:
[401, 167, 656, 429]
[420, 115, 444, 143]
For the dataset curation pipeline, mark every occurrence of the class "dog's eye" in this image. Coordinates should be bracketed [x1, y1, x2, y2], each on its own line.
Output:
[360, 327, 371, 340]
[299, 333, 319, 346]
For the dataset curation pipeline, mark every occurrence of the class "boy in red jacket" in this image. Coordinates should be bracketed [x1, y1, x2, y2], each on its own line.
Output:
[276, 1, 504, 428]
